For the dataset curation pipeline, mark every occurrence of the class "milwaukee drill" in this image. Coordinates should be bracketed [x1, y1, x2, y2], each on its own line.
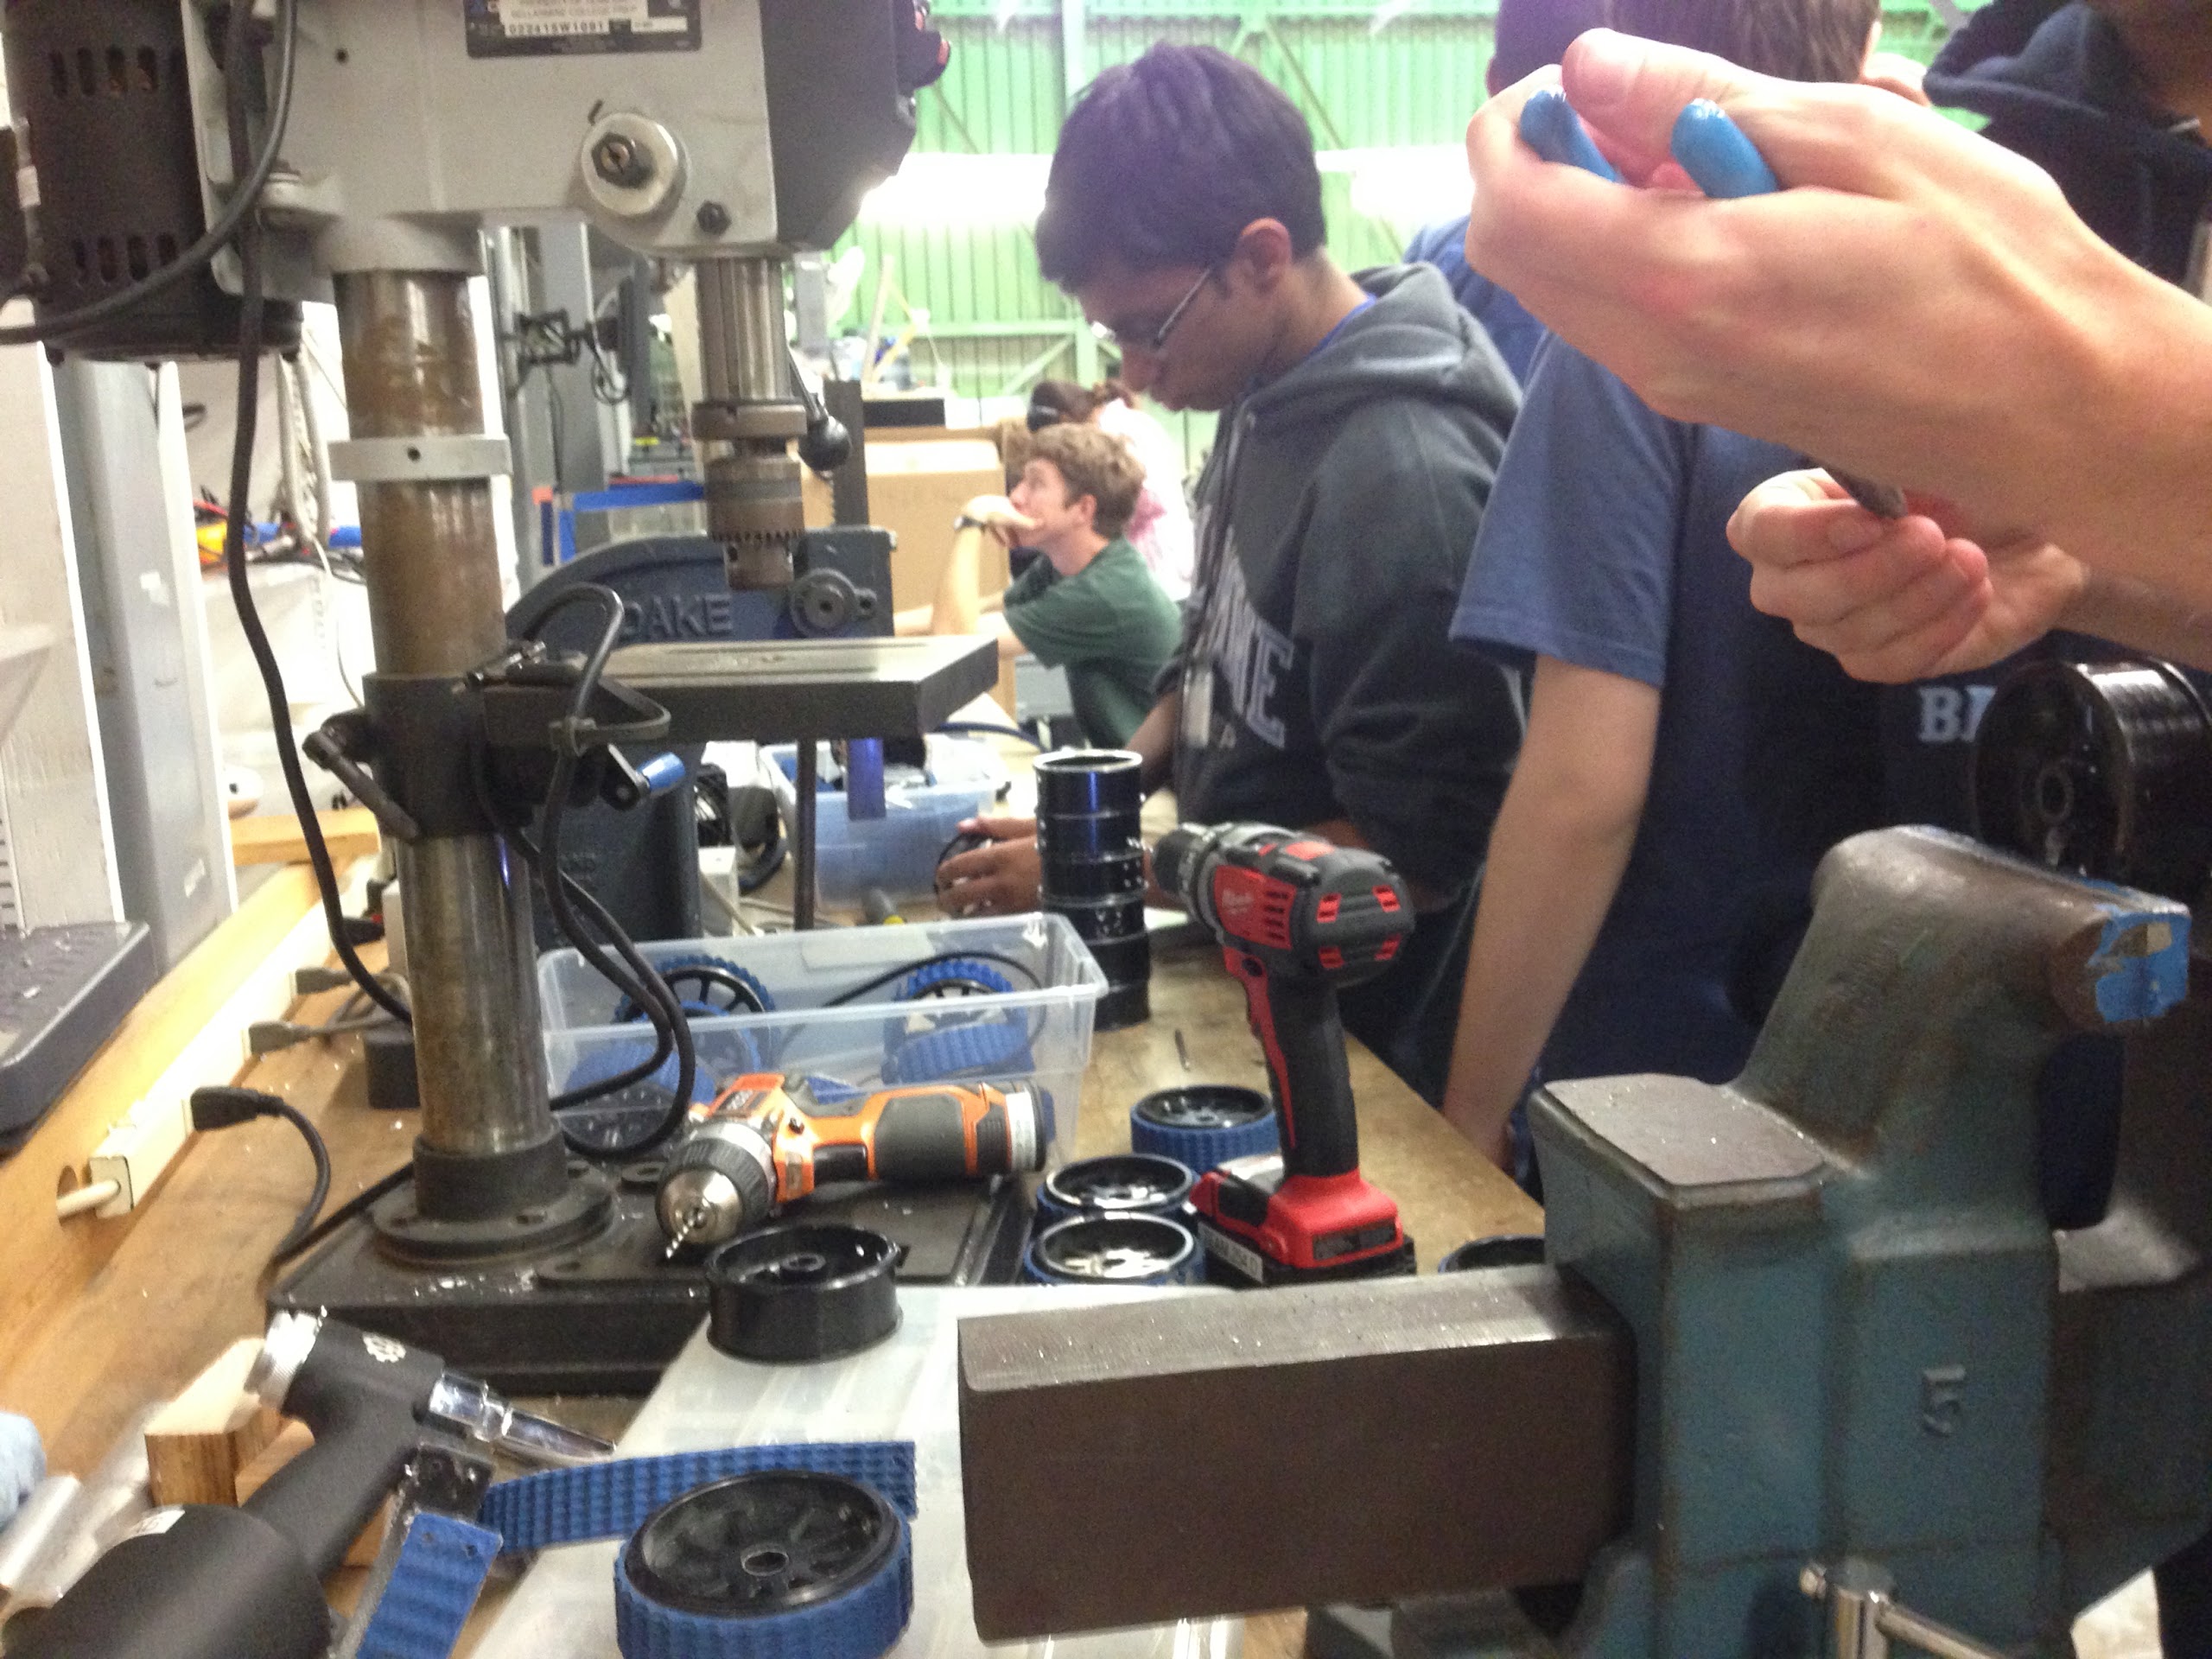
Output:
[657, 1073, 1047, 1251]
[1153, 823, 1418, 1284]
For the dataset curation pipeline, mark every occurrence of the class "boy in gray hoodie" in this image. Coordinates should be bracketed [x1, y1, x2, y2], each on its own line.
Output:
[938, 42, 1524, 1104]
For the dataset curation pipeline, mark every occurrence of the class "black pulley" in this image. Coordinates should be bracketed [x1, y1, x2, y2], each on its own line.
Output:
[616, 1471, 912, 1659]
[1037, 1153, 1195, 1225]
[1437, 1235, 1547, 1274]
[1130, 1085, 1278, 1173]
[707, 1223, 900, 1363]
[1024, 1213, 1199, 1286]
[1972, 658, 2212, 901]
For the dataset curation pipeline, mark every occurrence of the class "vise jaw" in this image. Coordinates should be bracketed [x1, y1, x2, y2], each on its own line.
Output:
[957, 827, 2202, 1657]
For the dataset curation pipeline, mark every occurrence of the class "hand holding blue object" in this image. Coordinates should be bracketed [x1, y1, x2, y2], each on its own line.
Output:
[1517, 90, 1908, 518]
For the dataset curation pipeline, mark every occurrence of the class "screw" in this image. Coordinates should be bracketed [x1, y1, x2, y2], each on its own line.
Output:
[592, 133, 652, 188]
[696, 200, 731, 237]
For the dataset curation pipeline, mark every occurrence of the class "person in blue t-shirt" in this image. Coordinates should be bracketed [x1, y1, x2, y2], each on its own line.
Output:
[1401, 0, 1603, 385]
[1439, 0, 1894, 1173]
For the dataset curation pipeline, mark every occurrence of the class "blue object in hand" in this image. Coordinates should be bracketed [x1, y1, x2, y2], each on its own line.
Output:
[1669, 99, 1782, 199]
[1518, 87, 1619, 182]
[0, 1412, 44, 1530]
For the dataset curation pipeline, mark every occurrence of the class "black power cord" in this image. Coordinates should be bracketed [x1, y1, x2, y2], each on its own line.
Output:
[207, 2, 407, 1029]
[0, 0, 302, 351]
[190, 1086, 331, 1264]
[490, 584, 700, 1154]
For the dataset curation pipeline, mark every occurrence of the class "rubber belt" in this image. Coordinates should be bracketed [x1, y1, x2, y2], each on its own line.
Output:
[355, 1441, 917, 1659]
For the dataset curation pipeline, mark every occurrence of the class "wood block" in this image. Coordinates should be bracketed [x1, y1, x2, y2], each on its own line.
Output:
[229, 806, 380, 868]
[236, 1421, 385, 1568]
[144, 1338, 281, 1506]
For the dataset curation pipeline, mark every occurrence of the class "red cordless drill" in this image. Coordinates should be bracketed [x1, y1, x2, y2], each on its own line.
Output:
[1153, 823, 1418, 1284]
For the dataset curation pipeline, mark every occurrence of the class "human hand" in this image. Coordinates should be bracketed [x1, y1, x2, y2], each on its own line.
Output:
[1727, 470, 2088, 683]
[959, 496, 1039, 544]
[936, 815, 1043, 917]
[1461, 32, 2175, 560]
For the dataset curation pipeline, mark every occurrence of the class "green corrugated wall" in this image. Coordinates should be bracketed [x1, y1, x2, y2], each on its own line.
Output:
[839, 2, 1980, 408]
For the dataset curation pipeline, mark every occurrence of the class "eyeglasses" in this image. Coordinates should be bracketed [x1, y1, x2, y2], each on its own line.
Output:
[1090, 265, 1216, 356]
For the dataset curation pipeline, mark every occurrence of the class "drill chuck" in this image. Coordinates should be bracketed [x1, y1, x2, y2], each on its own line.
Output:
[1151, 823, 1227, 922]
[658, 1118, 777, 1249]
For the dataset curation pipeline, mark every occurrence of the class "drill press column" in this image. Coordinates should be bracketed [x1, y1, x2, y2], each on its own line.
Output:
[334, 270, 560, 1208]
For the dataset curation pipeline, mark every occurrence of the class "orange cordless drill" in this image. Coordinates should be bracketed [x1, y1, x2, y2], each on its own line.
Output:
[1153, 822, 1418, 1284]
[656, 1073, 1048, 1251]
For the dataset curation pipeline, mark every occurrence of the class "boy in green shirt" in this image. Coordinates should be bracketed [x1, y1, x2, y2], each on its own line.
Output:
[894, 422, 1182, 747]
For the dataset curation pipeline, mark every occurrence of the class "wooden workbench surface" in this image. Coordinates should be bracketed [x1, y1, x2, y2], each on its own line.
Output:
[0, 906, 1537, 1654]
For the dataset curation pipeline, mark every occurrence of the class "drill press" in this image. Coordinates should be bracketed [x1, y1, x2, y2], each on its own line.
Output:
[0, 0, 994, 1387]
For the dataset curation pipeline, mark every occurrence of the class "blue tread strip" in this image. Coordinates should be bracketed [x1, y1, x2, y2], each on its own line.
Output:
[1129, 1109, 1278, 1174]
[353, 1512, 501, 1659]
[479, 1442, 918, 1558]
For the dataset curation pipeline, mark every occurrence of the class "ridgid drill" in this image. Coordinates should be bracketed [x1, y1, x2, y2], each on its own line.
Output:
[657, 1074, 1048, 1252]
[1154, 823, 1417, 1284]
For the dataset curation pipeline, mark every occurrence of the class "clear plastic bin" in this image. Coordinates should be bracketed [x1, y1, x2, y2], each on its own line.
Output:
[540, 914, 1106, 1160]
[762, 738, 1005, 906]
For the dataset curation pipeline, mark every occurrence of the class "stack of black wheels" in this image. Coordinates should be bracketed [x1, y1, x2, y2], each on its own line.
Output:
[1034, 750, 1150, 1031]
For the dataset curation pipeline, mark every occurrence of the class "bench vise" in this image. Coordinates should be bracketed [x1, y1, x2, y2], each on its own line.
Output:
[958, 825, 2212, 1655]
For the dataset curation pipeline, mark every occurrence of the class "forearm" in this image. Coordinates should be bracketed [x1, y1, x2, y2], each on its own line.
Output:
[1127, 693, 1179, 792]
[928, 526, 991, 636]
[1441, 772, 1641, 1160]
[2052, 301, 2212, 605]
[2063, 569, 2212, 673]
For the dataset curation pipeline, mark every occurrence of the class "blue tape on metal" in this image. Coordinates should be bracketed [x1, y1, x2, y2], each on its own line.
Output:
[614, 1511, 912, 1659]
[2082, 898, 2191, 1025]
[1668, 99, 1780, 199]
[1518, 88, 1619, 182]
[353, 1512, 500, 1659]
[480, 1443, 918, 1558]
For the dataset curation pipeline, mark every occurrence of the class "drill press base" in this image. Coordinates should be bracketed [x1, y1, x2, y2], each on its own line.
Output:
[271, 1176, 1028, 1392]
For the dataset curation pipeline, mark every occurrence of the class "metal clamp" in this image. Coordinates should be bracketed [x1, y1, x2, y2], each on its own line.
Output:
[328, 435, 512, 484]
[1801, 1560, 2009, 1659]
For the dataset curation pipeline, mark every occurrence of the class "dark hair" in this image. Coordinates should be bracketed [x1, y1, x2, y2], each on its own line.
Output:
[1605, 0, 1875, 80]
[1492, 0, 1607, 87]
[1027, 378, 1135, 430]
[1035, 45, 1325, 288]
[1027, 423, 1146, 541]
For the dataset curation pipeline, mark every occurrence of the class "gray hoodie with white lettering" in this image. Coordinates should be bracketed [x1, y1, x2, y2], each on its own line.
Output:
[1166, 262, 1523, 1102]
[1171, 261, 1522, 893]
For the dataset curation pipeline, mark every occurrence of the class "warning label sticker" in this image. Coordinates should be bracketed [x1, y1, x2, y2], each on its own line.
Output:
[465, 0, 701, 57]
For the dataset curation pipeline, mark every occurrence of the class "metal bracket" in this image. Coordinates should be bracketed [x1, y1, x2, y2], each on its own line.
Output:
[329, 435, 513, 484]
[1801, 1560, 2008, 1659]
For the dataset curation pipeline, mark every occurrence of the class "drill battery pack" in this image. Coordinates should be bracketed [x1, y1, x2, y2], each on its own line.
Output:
[1189, 1154, 1416, 1287]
